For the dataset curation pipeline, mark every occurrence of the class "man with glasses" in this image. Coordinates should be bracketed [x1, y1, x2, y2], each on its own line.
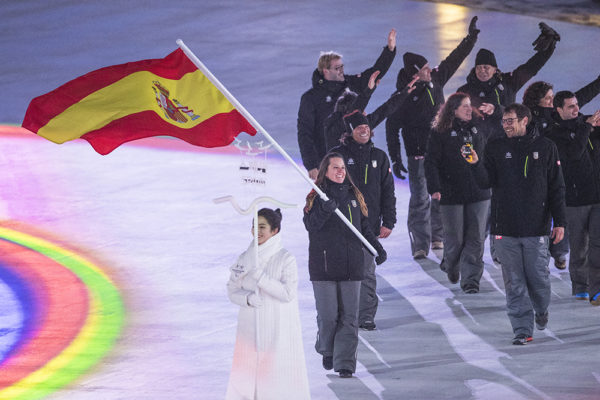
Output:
[297, 30, 397, 180]
[457, 22, 560, 266]
[466, 103, 566, 345]
[546, 91, 600, 304]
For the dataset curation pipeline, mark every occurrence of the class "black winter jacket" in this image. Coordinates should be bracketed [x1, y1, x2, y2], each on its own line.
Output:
[303, 180, 379, 281]
[386, 33, 477, 160]
[425, 117, 493, 205]
[324, 86, 412, 152]
[458, 45, 556, 110]
[297, 46, 396, 171]
[471, 124, 567, 237]
[331, 139, 396, 235]
[530, 75, 600, 135]
[546, 113, 600, 206]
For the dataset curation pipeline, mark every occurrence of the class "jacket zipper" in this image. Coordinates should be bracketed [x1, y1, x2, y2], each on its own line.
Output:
[323, 250, 328, 273]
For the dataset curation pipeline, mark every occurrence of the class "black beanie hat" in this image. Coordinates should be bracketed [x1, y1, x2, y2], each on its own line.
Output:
[403, 52, 428, 75]
[343, 110, 369, 132]
[475, 48, 497, 67]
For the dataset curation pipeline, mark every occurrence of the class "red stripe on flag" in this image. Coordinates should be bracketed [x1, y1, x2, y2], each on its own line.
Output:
[80, 109, 257, 155]
[23, 49, 196, 133]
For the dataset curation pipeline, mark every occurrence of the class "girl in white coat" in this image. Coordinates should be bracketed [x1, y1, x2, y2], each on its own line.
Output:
[226, 208, 311, 400]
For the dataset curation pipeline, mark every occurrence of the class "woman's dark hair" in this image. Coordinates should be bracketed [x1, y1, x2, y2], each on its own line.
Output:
[432, 92, 481, 132]
[304, 152, 368, 216]
[257, 208, 282, 232]
[523, 81, 553, 109]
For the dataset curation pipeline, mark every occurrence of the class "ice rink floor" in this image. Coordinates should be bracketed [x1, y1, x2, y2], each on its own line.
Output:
[1, 1, 600, 399]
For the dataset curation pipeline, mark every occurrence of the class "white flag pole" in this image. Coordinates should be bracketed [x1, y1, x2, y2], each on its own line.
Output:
[177, 39, 378, 256]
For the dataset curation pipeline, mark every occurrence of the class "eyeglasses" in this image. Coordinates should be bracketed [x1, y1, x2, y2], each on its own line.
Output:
[501, 117, 520, 125]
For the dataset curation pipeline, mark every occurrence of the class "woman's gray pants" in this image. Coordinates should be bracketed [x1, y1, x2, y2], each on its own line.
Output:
[440, 200, 490, 291]
[312, 280, 361, 372]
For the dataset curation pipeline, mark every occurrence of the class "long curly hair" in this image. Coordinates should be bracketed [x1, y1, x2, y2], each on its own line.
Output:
[432, 92, 481, 133]
[304, 152, 368, 217]
[523, 81, 553, 109]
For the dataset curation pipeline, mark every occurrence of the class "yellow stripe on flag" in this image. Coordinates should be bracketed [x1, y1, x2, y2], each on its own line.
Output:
[38, 69, 234, 143]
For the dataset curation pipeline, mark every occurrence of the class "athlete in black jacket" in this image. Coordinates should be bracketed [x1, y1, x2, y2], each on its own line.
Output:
[457, 22, 560, 118]
[332, 111, 397, 330]
[546, 90, 600, 302]
[425, 93, 496, 293]
[385, 17, 480, 258]
[522, 75, 600, 269]
[303, 153, 385, 378]
[467, 103, 566, 345]
[297, 30, 396, 179]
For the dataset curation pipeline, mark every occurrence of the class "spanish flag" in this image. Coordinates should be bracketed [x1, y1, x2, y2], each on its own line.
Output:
[22, 49, 257, 155]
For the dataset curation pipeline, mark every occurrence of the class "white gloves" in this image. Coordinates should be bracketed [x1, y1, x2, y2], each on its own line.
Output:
[242, 269, 263, 291]
[247, 293, 263, 308]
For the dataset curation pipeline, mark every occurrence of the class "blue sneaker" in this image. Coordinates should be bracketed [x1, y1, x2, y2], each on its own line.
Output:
[575, 292, 589, 300]
[591, 292, 600, 306]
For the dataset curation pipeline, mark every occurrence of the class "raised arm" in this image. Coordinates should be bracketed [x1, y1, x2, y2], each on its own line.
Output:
[434, 16, 479, 86]
[575, 75, 600, 109]
[509, 22, 560, 92]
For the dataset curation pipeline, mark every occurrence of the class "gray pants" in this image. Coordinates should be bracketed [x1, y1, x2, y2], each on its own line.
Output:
[495, 236, 551, 337]
[566, 203, 600, 296]
[312, 280, 361, 372]
[359, 250, 377, 324]
[407, 157, 443, 254]
[440, 200, 490, 291]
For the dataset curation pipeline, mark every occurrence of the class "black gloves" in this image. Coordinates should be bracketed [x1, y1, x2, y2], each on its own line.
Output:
[532, 22, 560, 52]
[321, 198, 338, 213]
[392, 161, 407, 180]
[374, 241, 387, 265]
[468, 16, 480, 38]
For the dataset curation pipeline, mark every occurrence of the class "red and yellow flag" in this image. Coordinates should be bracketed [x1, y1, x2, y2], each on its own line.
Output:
[22, 49, 257, 155]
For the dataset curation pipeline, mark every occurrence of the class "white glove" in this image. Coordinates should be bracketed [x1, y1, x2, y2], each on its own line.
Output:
[242, 273, 259, 291]
[247, 293, 263, 308]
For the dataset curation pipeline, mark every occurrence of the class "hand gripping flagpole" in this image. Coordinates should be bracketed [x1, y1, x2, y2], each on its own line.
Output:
[178, 39, 378, 256]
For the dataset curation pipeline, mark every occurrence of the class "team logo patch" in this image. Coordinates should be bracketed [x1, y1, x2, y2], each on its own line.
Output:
[479, 92, 485, 97]
[570, 132, 576, 139]
[498, 84, 504, 91]
[413, 96, 419, 101]
[505, 152, 512, 159]
[539, 237, 545, 244]
[533, 152, 539, 159]
[326, 96, 332, 103]
[451, 130, 457, 137]
[351, 200, 357, 208]
[372, 160, 377, 168]
[471, 127, 478, 134]
[347, 157, 355, 165]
